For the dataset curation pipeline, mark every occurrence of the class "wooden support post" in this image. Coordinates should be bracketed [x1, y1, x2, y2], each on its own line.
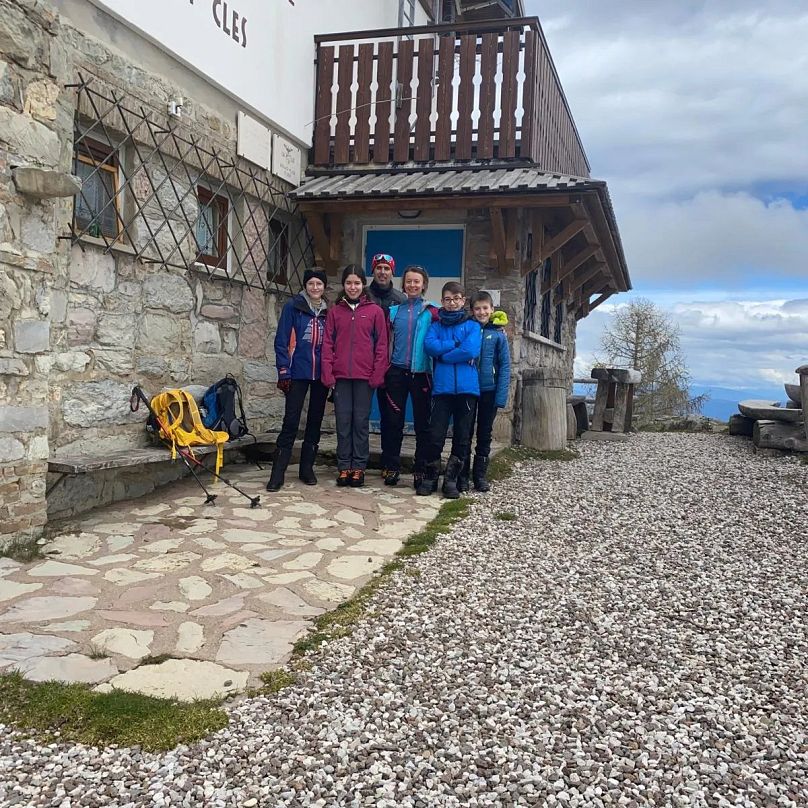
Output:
[612, 383, 630, 433]
[303, 212, 338, 274]
[329, 213, 343, 268]
[591, 380, 610, 431]
[798, 364, 808, 442]
[505, 209, 517, 269]
[490, 207, 507, 275]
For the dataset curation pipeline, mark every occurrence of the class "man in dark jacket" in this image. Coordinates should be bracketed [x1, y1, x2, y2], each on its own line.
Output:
[367, 253, 406, 311]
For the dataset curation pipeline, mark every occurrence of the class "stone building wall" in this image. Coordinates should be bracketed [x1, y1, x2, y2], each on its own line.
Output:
[0, 0, 299, 546]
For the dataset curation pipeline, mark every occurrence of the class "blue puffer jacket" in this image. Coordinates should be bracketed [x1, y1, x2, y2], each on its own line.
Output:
[388, 299, 439, 374]
[274, 294, 328, 381]
[478, 321, 511, 408]
[424, 311, 482, 396]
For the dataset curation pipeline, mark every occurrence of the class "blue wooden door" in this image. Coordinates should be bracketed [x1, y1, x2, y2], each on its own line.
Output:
[365, 227, 464, 432]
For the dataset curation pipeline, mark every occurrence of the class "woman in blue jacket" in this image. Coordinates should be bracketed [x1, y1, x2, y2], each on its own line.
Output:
[380, 265, 439, 490]
[267, 268, 329, 492]
[418, 281, 482, 499]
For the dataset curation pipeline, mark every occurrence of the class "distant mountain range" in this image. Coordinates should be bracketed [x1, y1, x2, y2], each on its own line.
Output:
[690, 385, 791, 422]
[572, 383, 793, 423]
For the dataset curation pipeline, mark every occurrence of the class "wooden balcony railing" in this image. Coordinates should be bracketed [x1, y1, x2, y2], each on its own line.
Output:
[312, 18, 590, 177]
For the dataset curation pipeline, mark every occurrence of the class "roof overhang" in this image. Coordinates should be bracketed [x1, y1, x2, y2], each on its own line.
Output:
[291, 166, 631, 312]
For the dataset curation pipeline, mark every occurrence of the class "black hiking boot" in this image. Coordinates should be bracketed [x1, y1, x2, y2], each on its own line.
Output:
[384, 469, 400, 486]
[441, 455, 463, 499]
[472, 454, 491, 492]
[298, 442, 318, 485]
[266, 446, 292, 492]
[457, 454, 471, 493]
[416, 462, 439, 496]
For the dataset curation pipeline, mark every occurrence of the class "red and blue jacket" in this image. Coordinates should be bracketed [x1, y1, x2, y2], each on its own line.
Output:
[274, 294, 328, 382]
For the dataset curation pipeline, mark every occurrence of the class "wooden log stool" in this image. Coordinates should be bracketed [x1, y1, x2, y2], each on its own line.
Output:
[589, 367, 642, 433]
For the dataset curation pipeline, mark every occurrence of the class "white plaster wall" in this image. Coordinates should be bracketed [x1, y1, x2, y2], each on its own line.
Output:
[59, 0, 428, 147]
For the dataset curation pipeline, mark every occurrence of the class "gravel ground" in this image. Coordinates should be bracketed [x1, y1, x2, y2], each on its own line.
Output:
[2, 433, 807, 807]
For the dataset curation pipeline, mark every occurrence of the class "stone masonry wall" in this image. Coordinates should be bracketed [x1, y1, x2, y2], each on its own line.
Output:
[1, 1, 296, 545]
[0, 1, 62, 547]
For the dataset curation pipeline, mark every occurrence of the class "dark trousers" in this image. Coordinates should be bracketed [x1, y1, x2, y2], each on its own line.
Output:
[427, 394, 477, 466]
[379, 366, 432, 473]
[276, 380, 328, 451]
[472, 390, 498, 458]
[334, 379, 373, 470]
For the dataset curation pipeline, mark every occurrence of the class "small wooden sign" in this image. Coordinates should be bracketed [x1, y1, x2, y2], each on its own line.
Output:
[272, 133, 302, 186]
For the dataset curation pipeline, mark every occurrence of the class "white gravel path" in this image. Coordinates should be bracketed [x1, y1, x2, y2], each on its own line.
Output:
[2, 433, 807, 807]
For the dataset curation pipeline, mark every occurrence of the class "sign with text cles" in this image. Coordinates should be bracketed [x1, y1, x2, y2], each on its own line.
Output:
[86, 0, 309, 143]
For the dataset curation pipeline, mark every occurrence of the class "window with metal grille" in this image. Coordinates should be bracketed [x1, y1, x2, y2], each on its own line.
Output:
[72, 137, 121, 240]
[539, 260, 552, 338]
[268, 217, 290, 284]
[553, 281, 564, 344]
[195, 185, 229, 269]
[523, 265, 540, 333]
[67, 77, 315, 297]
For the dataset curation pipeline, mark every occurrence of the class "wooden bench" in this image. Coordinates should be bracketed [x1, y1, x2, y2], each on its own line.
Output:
[48, 433, 278, 475]
[589, 367, 642, 433]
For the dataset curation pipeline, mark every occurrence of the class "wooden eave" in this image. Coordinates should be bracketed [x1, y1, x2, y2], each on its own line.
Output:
[296, 186, 630, 312]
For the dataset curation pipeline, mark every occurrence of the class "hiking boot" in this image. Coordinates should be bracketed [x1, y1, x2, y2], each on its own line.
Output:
[349, 469, 365, 488]
[416, 462, 440, 496]
[441, 455, 463, 499]
[384, 469, 400, 487]
[336, 469, 351, 487]
[299, 442, 318, 485]
[266, 446, 292, 492]
[473, 454, 491, 492]
[457, 455, 470, 493]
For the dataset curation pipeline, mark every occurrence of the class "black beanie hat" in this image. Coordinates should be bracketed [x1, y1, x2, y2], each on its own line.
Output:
[303, 268, 328, 287]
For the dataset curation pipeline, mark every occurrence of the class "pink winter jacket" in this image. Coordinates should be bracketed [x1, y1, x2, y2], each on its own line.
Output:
[321, 296, 389, 389]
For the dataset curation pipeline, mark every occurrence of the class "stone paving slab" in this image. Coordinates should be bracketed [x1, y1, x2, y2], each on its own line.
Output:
[0, 463, 439, 700]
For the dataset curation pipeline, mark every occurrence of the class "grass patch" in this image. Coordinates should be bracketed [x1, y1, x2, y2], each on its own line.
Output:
[0, 535, 44, 563]
[487, 446, 578, 482]
[495, 511, 517, 522]
[259, 669, 297, 693]
[292, 497, 471, 659]
[0, 671, 228, 752]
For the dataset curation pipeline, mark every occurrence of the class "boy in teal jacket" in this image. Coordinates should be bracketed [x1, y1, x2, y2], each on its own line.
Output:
[459, 291, 511, 492]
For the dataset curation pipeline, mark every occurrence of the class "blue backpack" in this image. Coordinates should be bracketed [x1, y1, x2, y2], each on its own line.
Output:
[202, 375, 249, 440]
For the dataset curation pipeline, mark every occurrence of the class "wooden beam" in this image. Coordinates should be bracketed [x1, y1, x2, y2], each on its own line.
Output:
[329, 213, 343, 268]
[581, 275, 609, 299]
[303, 212, 339, 274]
[489, 207, 507, 275]
[537, 218, 587, 263]
[589, 292, 613, 313]
[557, 244, 600, 285]
[297, 193, 573, 214]
[569, 264, 603, 295]
[505, 208, 517, 268]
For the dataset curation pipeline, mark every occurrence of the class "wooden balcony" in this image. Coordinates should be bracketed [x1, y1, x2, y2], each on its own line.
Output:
[312, 18, 590, 177]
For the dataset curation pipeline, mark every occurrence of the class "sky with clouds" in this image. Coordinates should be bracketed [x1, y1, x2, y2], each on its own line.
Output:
[526, 0, 808, 393]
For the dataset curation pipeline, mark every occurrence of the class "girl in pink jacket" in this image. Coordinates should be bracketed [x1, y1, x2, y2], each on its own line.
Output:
[321, 265, 389, 488]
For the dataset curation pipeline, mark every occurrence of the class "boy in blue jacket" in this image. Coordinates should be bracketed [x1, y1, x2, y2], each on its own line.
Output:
[418, 281, 482, 499]
[458, 291, 512, 493]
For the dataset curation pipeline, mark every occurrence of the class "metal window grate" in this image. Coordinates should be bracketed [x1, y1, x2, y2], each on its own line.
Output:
[540, 260, 552, 338]
[523, 265, 539, 333]
[553, 281, 564, 343]
[65, 76, 314, 296]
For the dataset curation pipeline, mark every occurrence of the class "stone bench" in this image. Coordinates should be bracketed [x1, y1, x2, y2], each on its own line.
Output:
[48, 433, 278, 475]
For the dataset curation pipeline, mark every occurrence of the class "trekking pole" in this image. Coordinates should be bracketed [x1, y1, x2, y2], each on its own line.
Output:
[130, 386, 218, 506]
[130, 386, 261, 508]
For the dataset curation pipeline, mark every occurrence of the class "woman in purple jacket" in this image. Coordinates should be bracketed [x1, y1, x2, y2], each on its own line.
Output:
[266, 268, 329, 492]
[321, 265, 389, 488]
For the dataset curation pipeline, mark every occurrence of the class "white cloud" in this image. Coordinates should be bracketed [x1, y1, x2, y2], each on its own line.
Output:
[575, 296, 808, 390]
